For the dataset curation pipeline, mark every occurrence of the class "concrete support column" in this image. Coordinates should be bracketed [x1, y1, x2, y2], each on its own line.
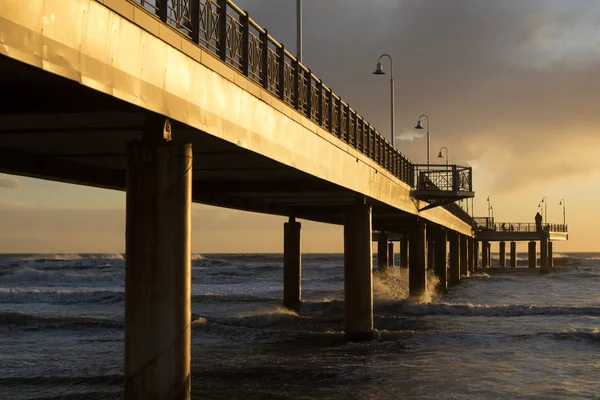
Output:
[283, 217, 302, 310]
[474, 241, 480, 270]
[548, 241, 554, 268]
[125, 117, 192, 400]
[528, 241, 537, 268]
[434, 229, 447, 293]
[540, 237, 549, 271]
[488, 243, 492, 267]
[388, 242, 394, 268]
[400, 239, 409, 268]
[499, 241, 506, 268]
[427, 240, 435, 270]
[409, 221, 427, 297]
[448, 231, 460, 286]
[377, 232, 389, 272]
[510, 242, 517, 268]
[343, 199, 375, 341]
[459, 235, 468, 277]
[482, 240, 489, 268]
[467, 237, 474, 274]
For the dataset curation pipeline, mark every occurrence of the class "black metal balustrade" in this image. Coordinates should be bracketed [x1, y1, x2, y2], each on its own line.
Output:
[125, 0, 413, 185]
[473, 219, 568, 233]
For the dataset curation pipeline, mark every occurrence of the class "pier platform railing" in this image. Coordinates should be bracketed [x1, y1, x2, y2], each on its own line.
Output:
[474, 220, 568, 234]
[410, 164, 474, 211]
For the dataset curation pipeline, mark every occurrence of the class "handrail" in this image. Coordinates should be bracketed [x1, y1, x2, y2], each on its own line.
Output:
[125, 0, 414, 185]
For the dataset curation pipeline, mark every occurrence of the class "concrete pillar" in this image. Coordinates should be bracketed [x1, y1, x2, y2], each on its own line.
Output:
[482, 240, 489, 268]
[510, 241, 517, 268]
[459, 235, 468, 277]
[474, 241, 480, 270]
[548, 241, 554, 268]
[528, 241, 537, 268]
[488, 242, 492, 267]
[388, 242, 394, 268]
[540, 237, 548, 271]
[409, 221, 427, 297]
[499, 241, 506, 268]
[283, 217, 302, 310]
[344, 200, 375, 341]
[434, 229, 447, 293]
[377, 232, 389, 272]
[400, 239, 408, 268]
[467, 237, 474, 274]
[448, 231, 460, 286]
[125, 117, 192, 399]
[427, 239, 435, 270]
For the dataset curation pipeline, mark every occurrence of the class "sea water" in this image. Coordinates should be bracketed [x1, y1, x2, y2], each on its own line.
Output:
[0, 253, 599, 399]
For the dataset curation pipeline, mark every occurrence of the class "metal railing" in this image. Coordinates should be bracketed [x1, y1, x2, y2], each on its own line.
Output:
[412, 164, 472, 192]
[474, 220, 568, 233]
[125, 0, 413, 184]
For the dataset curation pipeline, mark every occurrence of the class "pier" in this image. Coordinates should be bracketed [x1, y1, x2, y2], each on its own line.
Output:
[0, 0, 567, 398]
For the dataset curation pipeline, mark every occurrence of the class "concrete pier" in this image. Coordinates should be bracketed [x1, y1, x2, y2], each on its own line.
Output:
[377, 232, 389, 272]
[388, 242, 395, 268]
[474, 241, 480, 270]
[400, 239, 409, 268]
[344, 200, 375, 341]
[482, 240, 489, 268]
[428, 239, 435, 270]
[510, 241, 517, 268]
[125, 117, 192, 399]
[548, 241, 553, 268]
[283, 217, 302, 310]
[488, 242, 492, 267]
[499, 241, 506, 268]
[448, 231, 460, 286]
[528, 241, 537, 268]
[434, 229, 448, 292]
[409, 221, 427, 297]
[467, 237, 474, 274]
[459, 235, 468, 277]
[540, 237, 549, 271]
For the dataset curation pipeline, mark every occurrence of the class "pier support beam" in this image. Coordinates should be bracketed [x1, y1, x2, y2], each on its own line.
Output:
[388, 242, 395, 268]
[400, 239, 408, 268]
[377, 232, 389, 272]
[427, 238, 435, 271]
[344, 199, 375, 341]
[548, 241, 553, 268]
[488, 242, 492, 267]
[510, 242, 517, 268]
[467, 237, 474, 274]
[283, 217, 302, 310]
[448, 231, 460, 286]
[433, 229, 447, 293]
[499, 242, 506, 268]
[528, 241, 537, 268]
[409, 221, 427, 297]
[125, 117, 192, 400]
[459, 235, 468, 277]
[482, 240, 489, 268]
[540, 237, 549, 272]
[474, 241, 480, 270]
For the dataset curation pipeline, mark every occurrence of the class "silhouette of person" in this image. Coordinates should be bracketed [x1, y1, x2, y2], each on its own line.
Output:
[535, 212, 542, 232]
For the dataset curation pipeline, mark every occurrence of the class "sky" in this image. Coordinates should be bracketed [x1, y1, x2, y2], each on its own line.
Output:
[1, 0, 600, 253]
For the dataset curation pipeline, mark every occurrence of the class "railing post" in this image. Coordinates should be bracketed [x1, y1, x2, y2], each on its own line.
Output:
[240, 12, 249, 76]
[276, 43, 284, 97]
[293, 60, 300, 110]
[217, 0, 228, 61]
[452, 165, 458, 191]
[260, 30, 269, 89]
[190, 0, 200, 43]
[317, 79, 323, 126]
[306, 70, 312, 119]
[157, 0, 167, 22]
[345, 106, 351, 143]
[327, 90, 333, 132]
[336, 100, 343, 139]
[468, 167, 472, 191]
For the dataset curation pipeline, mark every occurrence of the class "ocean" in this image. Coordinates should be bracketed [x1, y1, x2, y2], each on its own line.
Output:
[0, 252, 599, 399]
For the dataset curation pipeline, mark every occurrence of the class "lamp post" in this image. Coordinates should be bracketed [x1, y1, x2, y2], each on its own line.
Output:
[373, 54, 395, 148]
[415, 114, 430, 167]
[538, 202, 543, 224]
[540, 196, 547, 224]
[487, 195, 491, 219]
[559, 199, 566, 226]
[296, 0, 302, 62]
[437, 146, 448, 168]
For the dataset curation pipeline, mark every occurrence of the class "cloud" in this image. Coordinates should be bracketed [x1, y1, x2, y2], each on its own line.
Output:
[0, 174, 21, 189]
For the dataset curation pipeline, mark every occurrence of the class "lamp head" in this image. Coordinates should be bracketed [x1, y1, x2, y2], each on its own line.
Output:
[415, 119, 424, 130]
[373, 62, 385, 75]
[437, 151, 443, 158]
[559, 200, 563, 205]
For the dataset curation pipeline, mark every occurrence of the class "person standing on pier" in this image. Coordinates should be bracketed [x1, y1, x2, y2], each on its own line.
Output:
[535, 212, 543, 232]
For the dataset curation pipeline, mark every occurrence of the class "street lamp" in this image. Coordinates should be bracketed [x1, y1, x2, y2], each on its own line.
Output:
[540, 196, 547, 224]
[487, 195, 491, 219]
[415, 114, 430, 166]
[559, 199, 566, 226]
[373, 54, 395, 148]
[297, 0, 302, 62]
[538, 202, 543, 223]
[437, 146, 448, 168]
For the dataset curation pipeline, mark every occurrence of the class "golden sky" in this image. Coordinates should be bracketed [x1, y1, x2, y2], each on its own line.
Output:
[1, 0, 599, 253]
